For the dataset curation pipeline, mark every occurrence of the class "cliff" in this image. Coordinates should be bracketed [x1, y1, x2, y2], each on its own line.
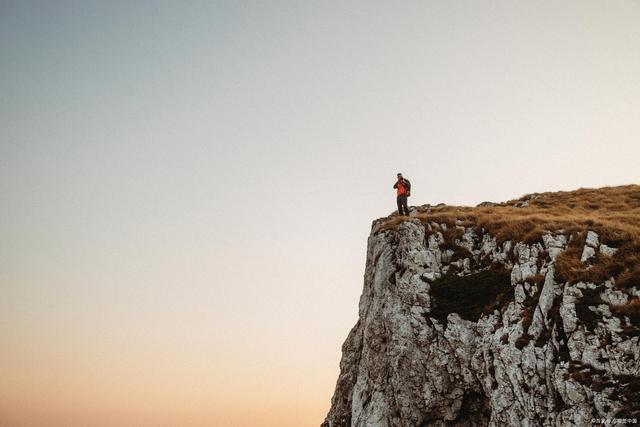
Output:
[323, 185, 640, 426]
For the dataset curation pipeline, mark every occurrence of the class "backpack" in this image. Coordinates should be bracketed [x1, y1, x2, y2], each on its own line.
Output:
[404, 179, 411, 196]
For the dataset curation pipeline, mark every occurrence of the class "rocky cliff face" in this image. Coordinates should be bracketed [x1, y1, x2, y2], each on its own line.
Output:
[323, 200, 640, 426]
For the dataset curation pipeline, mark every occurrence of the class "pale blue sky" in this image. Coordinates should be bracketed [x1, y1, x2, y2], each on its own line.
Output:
[1, 1, 640, 425]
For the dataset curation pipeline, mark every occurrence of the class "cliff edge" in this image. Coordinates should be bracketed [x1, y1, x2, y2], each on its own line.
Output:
[323, 185, 640, 426]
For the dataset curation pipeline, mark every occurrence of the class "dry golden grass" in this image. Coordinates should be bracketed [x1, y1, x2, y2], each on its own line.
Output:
[611, 298, 640, 324]
[380, 184, 640, 286]
[381, 184, 640, 244]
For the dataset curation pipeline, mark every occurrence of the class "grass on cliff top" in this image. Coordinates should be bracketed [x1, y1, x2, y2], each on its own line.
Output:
[380, 184, 640, 245]
[381, 185, 640, 286]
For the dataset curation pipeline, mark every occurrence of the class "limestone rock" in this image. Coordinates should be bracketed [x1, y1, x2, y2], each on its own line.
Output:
[586, 230, 599, 248]
[542, 232, 567, 260]
[581, 245, 596, 263]
[599, 244, 618, 257]
[323, 217, 640, 427]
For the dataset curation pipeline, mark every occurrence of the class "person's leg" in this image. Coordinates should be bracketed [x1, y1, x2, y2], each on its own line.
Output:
[398, 195, 408, 215]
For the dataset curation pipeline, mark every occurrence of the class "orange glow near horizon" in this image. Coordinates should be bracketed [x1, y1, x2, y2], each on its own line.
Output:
[1, 316, 341, 426]
[0, 399, 329, 427]
[1, 334, 336, 426]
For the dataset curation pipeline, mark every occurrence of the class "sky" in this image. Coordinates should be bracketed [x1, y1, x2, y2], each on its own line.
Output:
[1, 1, 639, 426]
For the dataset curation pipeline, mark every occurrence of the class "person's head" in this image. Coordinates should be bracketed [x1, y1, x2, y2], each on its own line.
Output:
[397, 173, 403, 180]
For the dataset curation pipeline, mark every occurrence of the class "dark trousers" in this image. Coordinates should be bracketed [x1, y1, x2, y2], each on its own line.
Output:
[397, 195, 409, 216]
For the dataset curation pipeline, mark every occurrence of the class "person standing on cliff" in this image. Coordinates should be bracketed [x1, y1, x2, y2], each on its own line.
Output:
[393, 173, 411, 216]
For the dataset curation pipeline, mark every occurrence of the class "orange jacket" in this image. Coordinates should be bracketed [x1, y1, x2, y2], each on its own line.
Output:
[395, 180, 409, 196]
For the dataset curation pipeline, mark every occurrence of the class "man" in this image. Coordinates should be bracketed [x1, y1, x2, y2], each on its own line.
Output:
[393, 173, 411, 216]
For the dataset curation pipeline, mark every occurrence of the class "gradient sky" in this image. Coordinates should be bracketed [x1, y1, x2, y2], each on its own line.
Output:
[1, 1, 639, 426]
